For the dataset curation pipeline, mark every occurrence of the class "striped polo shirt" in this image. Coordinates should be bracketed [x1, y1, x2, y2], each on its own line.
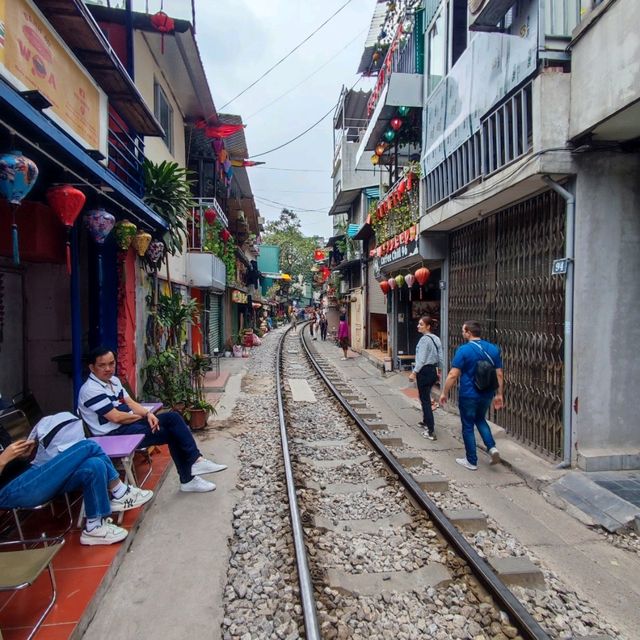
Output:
[78, 373, 135, 435]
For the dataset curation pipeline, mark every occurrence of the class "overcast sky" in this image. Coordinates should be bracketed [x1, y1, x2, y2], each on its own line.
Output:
[158, 0, 377, 239]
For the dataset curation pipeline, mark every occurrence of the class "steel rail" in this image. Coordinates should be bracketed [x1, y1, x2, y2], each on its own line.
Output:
[275, 324, 321, 640]
[299, 325, 550, 640]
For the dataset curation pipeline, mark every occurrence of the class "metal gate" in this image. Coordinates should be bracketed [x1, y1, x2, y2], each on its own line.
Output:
[448, 190, 565, 459]
[206, 293, 222, 354]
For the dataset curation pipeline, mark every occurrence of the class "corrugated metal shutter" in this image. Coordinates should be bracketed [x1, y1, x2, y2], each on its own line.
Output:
[207, 294, 222, 353]
[368, 262, 386, 314]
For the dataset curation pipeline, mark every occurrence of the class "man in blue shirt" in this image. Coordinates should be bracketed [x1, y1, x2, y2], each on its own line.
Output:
[439, 320, 504, 470]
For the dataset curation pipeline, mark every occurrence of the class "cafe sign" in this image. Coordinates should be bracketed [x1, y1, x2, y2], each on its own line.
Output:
[231, 289, 248, 304]
[0, 0, 108, 154]
[370, 223, 420, 272]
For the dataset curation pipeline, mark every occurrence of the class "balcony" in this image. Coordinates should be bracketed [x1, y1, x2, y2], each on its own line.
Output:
[107, 107, 145, 196]
[186, 253, 226, 292]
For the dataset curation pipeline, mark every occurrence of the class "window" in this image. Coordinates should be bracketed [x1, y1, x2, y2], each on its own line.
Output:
[450, 0, 467, 67]
[427, 10, 446, 95]
[154, 81, 173, 152]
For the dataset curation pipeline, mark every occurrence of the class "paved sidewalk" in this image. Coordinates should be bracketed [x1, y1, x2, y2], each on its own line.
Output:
[312, 338, 640, 639]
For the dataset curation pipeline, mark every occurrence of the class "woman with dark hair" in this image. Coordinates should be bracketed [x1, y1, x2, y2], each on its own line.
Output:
[338, 314, 350, 360]
[409, 316, 443, 440]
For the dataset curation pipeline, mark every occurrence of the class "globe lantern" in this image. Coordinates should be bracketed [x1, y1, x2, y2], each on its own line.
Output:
[46, 184, 86, 274]
[390, 117, 403, 131]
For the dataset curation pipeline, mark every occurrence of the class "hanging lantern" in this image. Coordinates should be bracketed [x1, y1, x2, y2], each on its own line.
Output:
[84, 208, 115, 244]
[133, 230, 152, 257]
[375, 143, 386, 156]
[314, 249, 326, 261]
[46, 185, 86, 274]
[387, 277, 397, 290]
[404, 273, 415, 288]
[114, 219, 137, 251]
[398, 106, 410, 117]
[390, 117, 403, 131]
[415, 267, 430, 299]
[220, 228, 232, 243]
[372, 51, 380, 63]
[150, 11, 175, 54]
[371, 153, 380, 166]
[379, 280, 390, 295]
[0, 150, 39, 264]
[146, 240, 165, 266]
[395, 274, 405, 288]
[204, 208, 217, 225]
[383, 129, 395, 143]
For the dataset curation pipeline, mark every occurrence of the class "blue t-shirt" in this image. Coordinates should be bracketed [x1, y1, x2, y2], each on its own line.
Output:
[451, 339, 503, 399]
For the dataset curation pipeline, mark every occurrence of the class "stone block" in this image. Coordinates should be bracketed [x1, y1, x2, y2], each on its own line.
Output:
[397, 456, 424, 468]
[487, 556, 546, 589]
[444, 508, 487, 533]
[380, 437, 404, 448]
[416, 474, 449, 493]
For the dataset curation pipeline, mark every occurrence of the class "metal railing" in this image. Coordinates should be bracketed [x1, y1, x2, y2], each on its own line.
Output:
[187, 198, 229, 251]
[107, 108, 145, 196]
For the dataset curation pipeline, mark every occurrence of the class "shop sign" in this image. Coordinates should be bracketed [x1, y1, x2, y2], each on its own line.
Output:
[231, 289, 248, 304]
[375, 238, 419, 270]
[0, 0, 107, 153]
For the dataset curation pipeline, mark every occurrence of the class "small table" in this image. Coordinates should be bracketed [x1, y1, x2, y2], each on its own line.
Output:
[92, 434, 145, 487]
[141, 402, 163, 415]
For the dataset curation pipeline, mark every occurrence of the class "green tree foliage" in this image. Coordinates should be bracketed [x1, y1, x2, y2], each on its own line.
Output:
[262, 209, 317, 284]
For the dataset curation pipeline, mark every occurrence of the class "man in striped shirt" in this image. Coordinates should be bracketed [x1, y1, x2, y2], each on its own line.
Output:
[78, 347, 226, 493]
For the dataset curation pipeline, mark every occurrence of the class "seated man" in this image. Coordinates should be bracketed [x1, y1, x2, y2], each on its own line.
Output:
[0, 437, 152, 546]
[78, 347, 226, 493]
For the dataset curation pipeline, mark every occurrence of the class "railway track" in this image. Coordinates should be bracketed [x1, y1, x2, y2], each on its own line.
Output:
[276, 323, 551, 640]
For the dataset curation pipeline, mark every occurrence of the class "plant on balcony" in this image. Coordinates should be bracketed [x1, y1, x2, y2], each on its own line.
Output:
[203, 219, 236, 284]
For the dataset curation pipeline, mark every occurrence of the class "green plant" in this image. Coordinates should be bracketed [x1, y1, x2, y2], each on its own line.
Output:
[143, 160, 195, 256]
[154, 293, 200, 348]
[142, 347, 193, 408]
[203, 219, 236, 284]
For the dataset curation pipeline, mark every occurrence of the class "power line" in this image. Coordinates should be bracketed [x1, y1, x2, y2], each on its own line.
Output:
[256, 167, 327, 173]
[254, 195, 331, 213]
[219, 0, 354, 111]
[246, 28, 367, 121]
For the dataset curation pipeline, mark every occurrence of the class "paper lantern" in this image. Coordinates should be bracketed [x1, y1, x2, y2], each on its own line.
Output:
[404, 273, 415, 288]
[0, 150, 39, 264]
[150, 11, 175, 54]
[371, 153, 380, 165]
[415, 267, 430, 286]
[84, 208, 115, 244]
[379, 280, 390, 295]
[204, 208, 217, 225]
[397, 106, 410, 117]
[387, 277, 397, 290]
[390, 117, 403, 131]
[47, 185, 86, 274]
[383, 129, 395, 142]
[220, 228, 232, 242]
[146, 240, 165, 266]
[114, 219, 137, 251]
[133, 230, 152, 257]
[395, 274, 405, 288]
[375, 143, 386, 156]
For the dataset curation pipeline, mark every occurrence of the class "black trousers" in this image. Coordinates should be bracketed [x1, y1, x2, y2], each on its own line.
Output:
[320, 324, 328, 340]
[417, 366, 437, 432]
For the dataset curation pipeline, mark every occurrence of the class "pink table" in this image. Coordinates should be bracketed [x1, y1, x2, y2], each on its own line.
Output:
[141, 402, 163, 414]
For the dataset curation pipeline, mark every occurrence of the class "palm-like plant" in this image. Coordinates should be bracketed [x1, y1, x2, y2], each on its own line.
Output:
[143, 160, 195, 256]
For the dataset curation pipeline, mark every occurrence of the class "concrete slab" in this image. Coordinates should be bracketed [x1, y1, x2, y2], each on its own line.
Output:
[288, 378, 317, 403]
[488, 556, 545, 589]
[443, 508, 487, 532]
[396, 456, 425, 468]
[380, 437, 404, 448]
[325, 563, 451, 596]
[314, 510, 413, 533]
[415, 474, 449, 493]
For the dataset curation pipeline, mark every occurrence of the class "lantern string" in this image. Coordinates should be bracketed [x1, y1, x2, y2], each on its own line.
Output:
[65, 232, 72, 275]
[11, 204, 19, 265]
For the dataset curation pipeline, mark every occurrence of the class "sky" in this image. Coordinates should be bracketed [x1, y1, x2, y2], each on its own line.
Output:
[145, 0, 378, 240]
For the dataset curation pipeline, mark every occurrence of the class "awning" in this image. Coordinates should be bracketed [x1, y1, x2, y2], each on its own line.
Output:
[328, 188, 361, 216]
[334, 258, 360, 272]
[353, 223, 373, 241]
[0, 81, 168, 233]
[325, 234, 345, 248]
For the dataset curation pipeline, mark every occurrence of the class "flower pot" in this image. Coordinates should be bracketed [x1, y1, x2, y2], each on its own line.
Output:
[224, 351, 232, 358]
[232, 345, 243, 358]
[188, 408, 207, 430]
[172, 401, 186, 415]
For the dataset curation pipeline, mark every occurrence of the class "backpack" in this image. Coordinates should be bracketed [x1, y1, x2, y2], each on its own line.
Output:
[470, 342, 499, 393]
[28, 412, 86, 467]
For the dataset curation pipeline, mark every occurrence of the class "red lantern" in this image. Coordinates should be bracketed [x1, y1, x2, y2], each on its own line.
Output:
[415, 266, 430, 299]
[379, 280, 390, 295]
[204, 208, 217, 225]
[47, 185, 86, 274]
[390, 117, 403, 131]
[150, 11, 175, 54]
[220, 228, 232, 242]
[314, 249, 326, 261]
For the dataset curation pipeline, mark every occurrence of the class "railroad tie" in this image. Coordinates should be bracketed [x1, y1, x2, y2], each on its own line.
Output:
[487, 556, 546, 590]
[443, 508, 487, 533]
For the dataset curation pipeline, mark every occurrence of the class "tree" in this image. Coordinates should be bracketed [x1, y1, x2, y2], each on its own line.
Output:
[262, 209, 317, 286]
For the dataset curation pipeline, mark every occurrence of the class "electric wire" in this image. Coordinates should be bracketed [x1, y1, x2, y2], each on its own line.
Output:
[254, 194, 331, 213]
[218, 0, 354, 112]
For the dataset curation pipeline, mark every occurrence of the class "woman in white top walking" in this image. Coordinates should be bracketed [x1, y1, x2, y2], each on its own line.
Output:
[409, 316, 443, 440]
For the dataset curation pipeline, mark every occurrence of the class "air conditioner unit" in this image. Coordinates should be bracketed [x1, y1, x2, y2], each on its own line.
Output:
[468, 0, 518, 31]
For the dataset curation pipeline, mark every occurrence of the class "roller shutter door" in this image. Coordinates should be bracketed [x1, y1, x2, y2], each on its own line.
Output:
[368, 262, 386, 315]
[207, 294, 222, 353]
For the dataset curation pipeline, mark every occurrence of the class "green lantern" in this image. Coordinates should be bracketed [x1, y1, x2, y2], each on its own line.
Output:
[395, 274, 405, 288]
[397, 106, 410, 117]
[384, 129, 396, 142]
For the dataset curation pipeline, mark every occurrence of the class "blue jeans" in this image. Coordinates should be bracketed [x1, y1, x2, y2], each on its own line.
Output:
[112, 411, 201, 483]
[0, 440, 119, 519]
[458, 396, 496, 466]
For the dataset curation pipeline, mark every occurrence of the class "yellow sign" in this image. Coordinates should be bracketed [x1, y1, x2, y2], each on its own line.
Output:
[0, 0, 106, 151]
[231, 290, 248, 304]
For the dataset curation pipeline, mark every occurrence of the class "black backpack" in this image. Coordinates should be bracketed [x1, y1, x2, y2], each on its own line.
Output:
[470, 342, 499, 393]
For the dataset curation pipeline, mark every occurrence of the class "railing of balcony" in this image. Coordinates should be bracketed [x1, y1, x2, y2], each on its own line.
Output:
[107, 108, 145, 196]
[425, 82, 532, 210]
[187, 198, 229, 251]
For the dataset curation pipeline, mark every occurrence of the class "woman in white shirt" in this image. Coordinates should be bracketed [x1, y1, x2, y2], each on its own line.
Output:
[409, 316, 443, 440]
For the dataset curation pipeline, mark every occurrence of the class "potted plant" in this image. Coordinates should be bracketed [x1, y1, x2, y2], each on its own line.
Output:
[184, 353, 216, 430]
[230, 333, 243, 358]
[184, 398, 214, 430]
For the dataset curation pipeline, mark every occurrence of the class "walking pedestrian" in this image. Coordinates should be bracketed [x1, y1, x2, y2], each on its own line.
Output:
[409, 316, 443, 440]
[309, 309, 316, 339]
[439, 320, 504, 470]
[319, 311, 328, 341]
[338, 314, 350, 360]
[313, 308, 320, 340]
[290, 311, 298, 334]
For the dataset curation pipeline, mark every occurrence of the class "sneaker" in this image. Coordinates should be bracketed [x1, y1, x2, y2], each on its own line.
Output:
[489, 447, 501, 465]
[80, 518, 128, 546]
[340, 357, 347, 361]
[180, 476, 216, 493]
[424, 431, 437, 441]
[110, 485, 154, 512]
[191, 458, 227, 475]
[455, 457, 478, 471]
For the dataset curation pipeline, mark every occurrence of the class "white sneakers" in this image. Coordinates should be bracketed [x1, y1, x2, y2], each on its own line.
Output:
[110, 486, 154, 512]
[180, 476, 216, 493]
[489, 447, 501, 465]
[191, 459, 227, 475]
[80, 518, 128, 546]
[455, 457, 478, 471]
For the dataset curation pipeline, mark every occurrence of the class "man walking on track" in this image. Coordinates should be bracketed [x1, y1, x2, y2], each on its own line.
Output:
[439, 320, 504, 470]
